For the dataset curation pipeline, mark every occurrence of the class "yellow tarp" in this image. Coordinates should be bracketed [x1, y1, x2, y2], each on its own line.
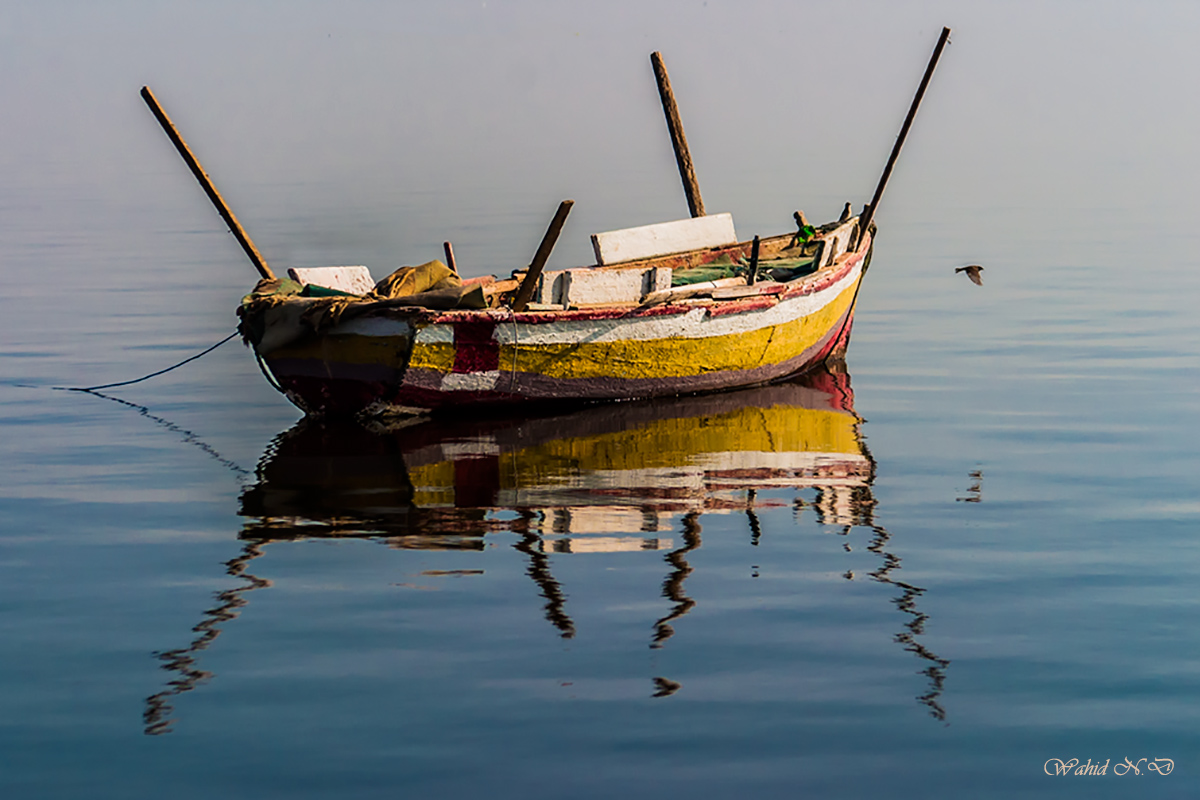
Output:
[373, 259, 458, 298]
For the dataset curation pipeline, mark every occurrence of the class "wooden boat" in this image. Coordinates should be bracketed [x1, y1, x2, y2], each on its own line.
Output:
[140, 31, 948, 418]
[237, 212, 872, 417]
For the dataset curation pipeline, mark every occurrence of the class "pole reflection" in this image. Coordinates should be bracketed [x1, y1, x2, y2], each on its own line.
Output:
[143, 540, 271, 735]
[145, 366, 950, 732]
[513, 510, 576, 639]
[652, 511, 702, 649]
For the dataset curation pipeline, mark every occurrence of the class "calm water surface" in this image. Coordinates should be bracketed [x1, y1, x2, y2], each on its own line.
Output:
[4, 3, 1200, 798]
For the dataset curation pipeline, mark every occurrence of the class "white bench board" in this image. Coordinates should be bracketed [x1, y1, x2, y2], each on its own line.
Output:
[536, 266, 672, 307]
[591, 213, 738, 266]
[287, 266, 375, 295]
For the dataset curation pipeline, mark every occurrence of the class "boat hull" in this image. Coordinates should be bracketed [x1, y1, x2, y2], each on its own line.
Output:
[256, 239, 868, 417]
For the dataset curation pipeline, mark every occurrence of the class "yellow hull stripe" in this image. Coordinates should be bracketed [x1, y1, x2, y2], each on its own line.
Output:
[265, 274, 857, 382]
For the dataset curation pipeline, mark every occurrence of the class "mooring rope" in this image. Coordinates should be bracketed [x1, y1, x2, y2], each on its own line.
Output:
[35, 332, 253, 481]
[52, 331, 240, 393]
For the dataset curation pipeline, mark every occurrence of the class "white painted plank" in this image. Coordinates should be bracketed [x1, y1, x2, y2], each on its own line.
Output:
[534, 270, 569, 305]
[563, 266, 671, 306]
[536, 266, 672, 307]
[591, 213, 738, 265]
[287, 266, 375, 295]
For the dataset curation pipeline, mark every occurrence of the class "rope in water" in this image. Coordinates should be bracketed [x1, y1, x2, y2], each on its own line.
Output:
[75, 388, 252, 478]
[54, 331, 240, 393]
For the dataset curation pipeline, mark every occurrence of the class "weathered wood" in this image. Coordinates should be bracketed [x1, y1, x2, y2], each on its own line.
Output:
[856, 26, 951, 250]
[591, 213, 736, 265]
[748, 235, 761, 285]
[817, 217, 860, 267]
[641, 276, 745, 306]
[482, 277, 520, 301]
[712, 284, 773, 300]
[140, 86, 275, 281]
[511, 200, 574, 312]
[443, 241, 458, 274]
[651, 52, 705, 218]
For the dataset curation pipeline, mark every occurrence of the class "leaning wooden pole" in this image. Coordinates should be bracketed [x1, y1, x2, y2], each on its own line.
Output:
[651, 52, 705, 218]
[140, 86, 275, 281]
[511, 200, 574, 312]
[855, 26, 951, 250]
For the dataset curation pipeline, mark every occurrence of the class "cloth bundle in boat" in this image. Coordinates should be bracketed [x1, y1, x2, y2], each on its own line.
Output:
[373, 259, 458, 298]
[239, 260, 486, 353]
[303, 260, 481, 330]
[371, 260, 486, 309]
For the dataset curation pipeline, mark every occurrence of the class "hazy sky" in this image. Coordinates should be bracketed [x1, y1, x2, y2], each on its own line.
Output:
[3, 1, 1200, 280]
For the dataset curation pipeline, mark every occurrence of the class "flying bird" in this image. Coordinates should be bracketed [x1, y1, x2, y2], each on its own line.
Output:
[955, 265, 984, 285]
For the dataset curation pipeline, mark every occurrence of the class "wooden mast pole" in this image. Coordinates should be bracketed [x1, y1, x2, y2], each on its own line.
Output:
[651, 52, 705, 218]
[511, 200, 574, 312]
[855, 27, 951, 250]
[140, 86, 276, 281]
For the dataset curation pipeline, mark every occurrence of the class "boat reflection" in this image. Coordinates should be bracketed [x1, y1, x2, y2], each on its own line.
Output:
[239, 368, 874, 541]
[144, 366, 949, 733]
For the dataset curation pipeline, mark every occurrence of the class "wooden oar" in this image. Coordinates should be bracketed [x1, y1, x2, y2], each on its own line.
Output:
[855, 26, 951, 250]
[511, 200, 574, 312]
[140, 86, 276, 281]
[651, 52, 705, 218]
